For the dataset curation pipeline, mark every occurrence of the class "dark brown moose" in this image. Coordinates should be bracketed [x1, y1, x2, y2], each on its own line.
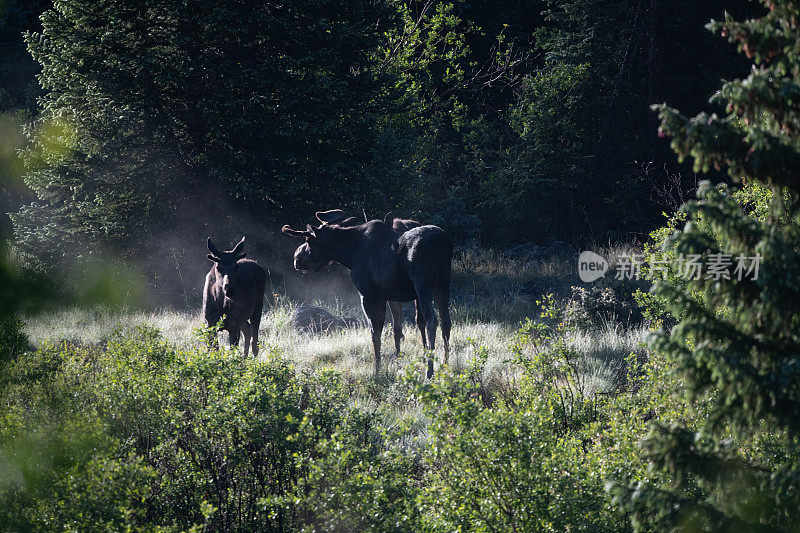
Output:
[314, 210, 421, 354]
[202, 237, 266, 357]
[282, 210, 452, 378]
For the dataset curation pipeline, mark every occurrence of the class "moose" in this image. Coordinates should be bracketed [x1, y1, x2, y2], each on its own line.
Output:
[282, 210, 452, 378]
[202, 236, 267, 357]
[317, 210, 420, 351]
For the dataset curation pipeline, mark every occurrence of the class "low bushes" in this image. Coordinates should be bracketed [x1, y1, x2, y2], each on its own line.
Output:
[1, 304, 782, 531]
[295, 300, 696, 532]
[0, 326, 350, 531]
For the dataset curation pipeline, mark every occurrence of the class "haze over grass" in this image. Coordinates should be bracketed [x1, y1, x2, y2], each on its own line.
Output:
[24, 248, 647, 398]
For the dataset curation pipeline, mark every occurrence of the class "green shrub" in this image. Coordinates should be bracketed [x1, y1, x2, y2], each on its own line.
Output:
[295, 407, 423, 532]
[416, 371, 619, 531]
[410, 294, 716, 532]
[4, 301, 773, 532]
[0, 326, 353, 531]
[407, 301, 638, 531]
[422, 196, 481, 245]
[0, 341, 142, 531]
[633, 179, 773, 330]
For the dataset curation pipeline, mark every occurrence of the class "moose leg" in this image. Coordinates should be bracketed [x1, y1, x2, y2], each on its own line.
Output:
[241, 321, 252, 358]
[413, 283, 437, 379]
[434, 282, 451, 365]
[251, 296, 264, 357]
[228, 327, 240, 349]
[361, 296, 387, 377]
[388, 301, 405, 358]
[414, 301, 428, 349]
[250, 315, 262, 357]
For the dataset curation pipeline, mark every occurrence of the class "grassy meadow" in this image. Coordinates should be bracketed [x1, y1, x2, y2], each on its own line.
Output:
[23, 248, 647, 399]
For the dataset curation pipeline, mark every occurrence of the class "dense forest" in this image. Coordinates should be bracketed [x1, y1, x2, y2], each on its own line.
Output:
[3, 1, 759, 257]
[3, 0, 800, 531]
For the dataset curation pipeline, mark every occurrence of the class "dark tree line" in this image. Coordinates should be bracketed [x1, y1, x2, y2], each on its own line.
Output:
[0, 0, 761, 269]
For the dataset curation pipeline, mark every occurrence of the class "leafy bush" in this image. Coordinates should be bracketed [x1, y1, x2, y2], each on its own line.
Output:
[410, 296, 722, 532]
[0, 326, 352, 531]
[0, 340, 144, 531]
[422, 196, 481, 245]
[391, 300, 662, 531]
[416, 371, 619, 531]
[295, 407, 423, 532]
[4, 299, 786, 531]
[634, 180, 773, 330]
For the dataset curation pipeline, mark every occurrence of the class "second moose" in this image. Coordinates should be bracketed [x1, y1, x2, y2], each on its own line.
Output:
[202, 237, 266, 357]
[282, 211, 453, 378]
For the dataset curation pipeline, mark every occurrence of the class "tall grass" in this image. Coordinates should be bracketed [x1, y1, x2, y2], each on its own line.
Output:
[24, 247, 647, 404]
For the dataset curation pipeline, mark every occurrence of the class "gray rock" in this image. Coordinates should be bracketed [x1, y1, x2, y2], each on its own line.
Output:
[291, 306, 358, 333]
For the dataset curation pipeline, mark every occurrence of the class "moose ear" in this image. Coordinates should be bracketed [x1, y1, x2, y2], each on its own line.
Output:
[231, 236, 245, 255]
[207, 237, 221, 256]
[282, 225, 311, 238]
[207, 254, 220, 263]
[316, 209, 347, 225]
[383, 212, 395, 225]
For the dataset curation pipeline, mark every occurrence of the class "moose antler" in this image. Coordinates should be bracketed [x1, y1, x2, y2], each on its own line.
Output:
[282, 225, 314, 238]
[315, 209, 348, 225]
[231, 236, 245, 255]
[207, 237, 221, 256]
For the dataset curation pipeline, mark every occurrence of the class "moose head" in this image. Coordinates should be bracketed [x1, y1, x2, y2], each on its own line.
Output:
[207, 237, 246, 297]
[281, 224, 328, 272]
[281, 210, 358, 271]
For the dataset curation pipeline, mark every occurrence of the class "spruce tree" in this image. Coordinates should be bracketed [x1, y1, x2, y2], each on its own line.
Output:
[611, 1, 800, 530]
